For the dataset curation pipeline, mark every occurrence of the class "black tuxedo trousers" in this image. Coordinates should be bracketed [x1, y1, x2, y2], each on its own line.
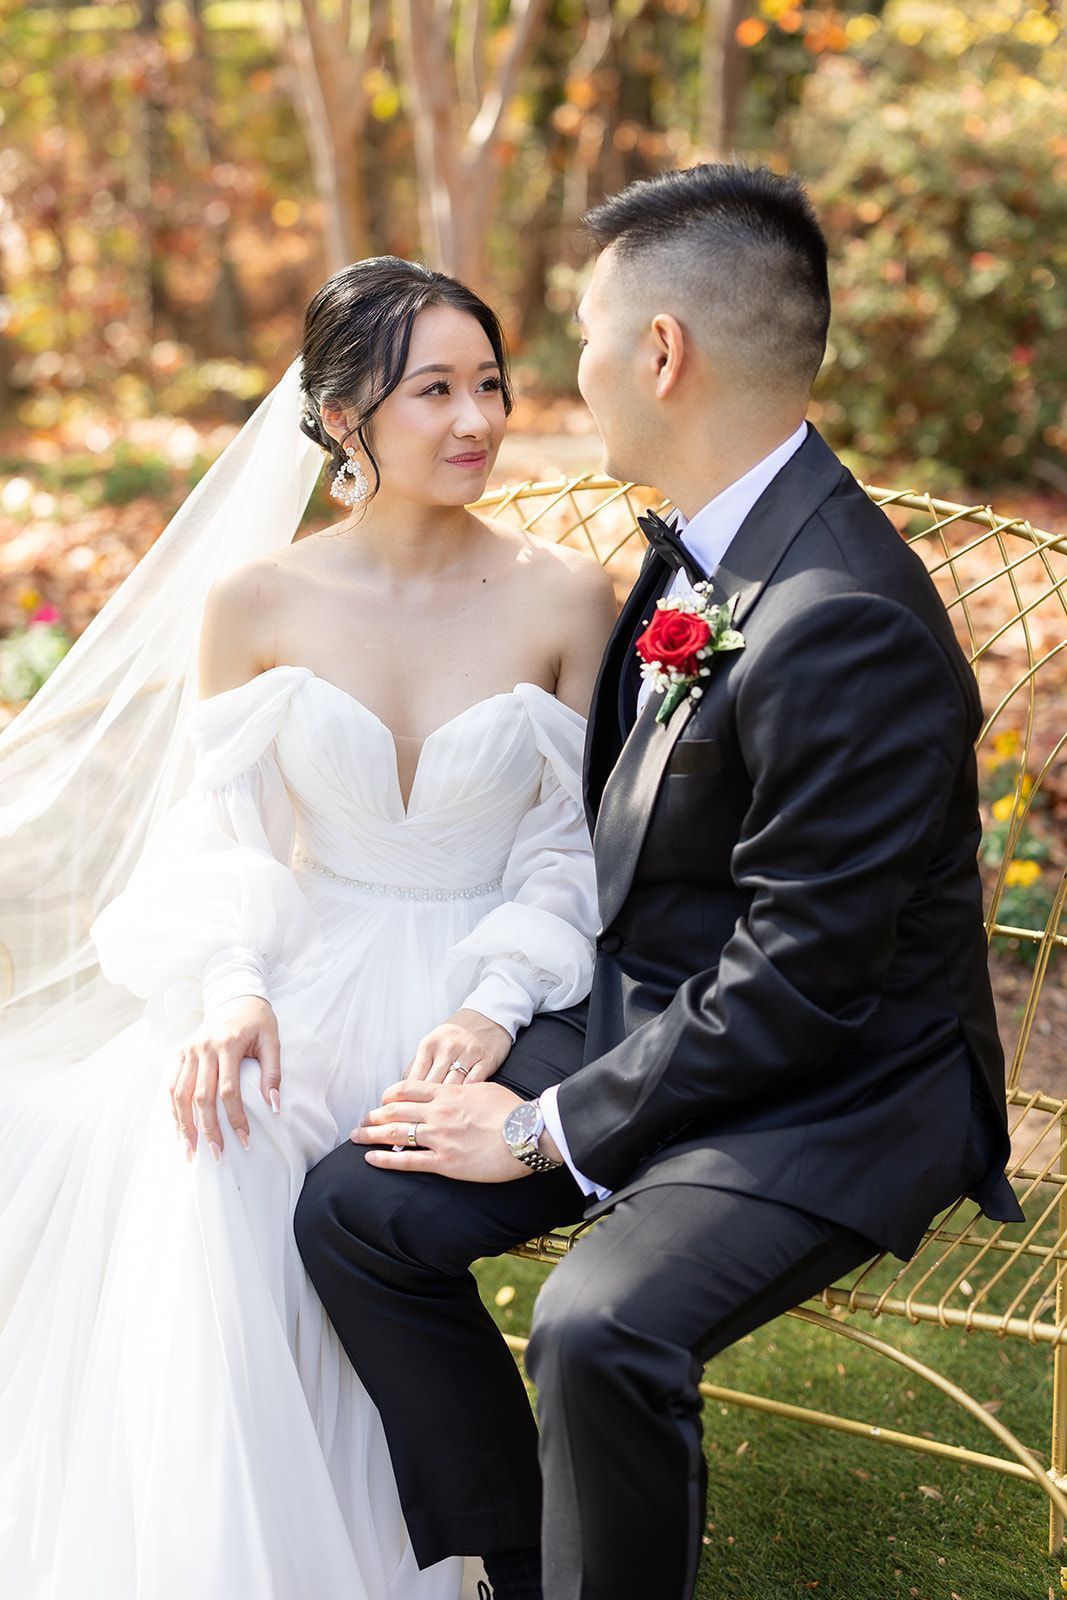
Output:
[296, 1014, 1000, 1596]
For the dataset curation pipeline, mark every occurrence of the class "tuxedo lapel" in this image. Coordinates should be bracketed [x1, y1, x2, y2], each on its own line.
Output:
[593, 426, 847, 929]
[697, 426, 846, 627]
[593, 689, 696, 928]
[582, 545, 671, 830]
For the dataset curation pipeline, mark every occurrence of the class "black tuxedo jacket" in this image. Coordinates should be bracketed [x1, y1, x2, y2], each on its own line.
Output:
[557, 426, 1023, 1259]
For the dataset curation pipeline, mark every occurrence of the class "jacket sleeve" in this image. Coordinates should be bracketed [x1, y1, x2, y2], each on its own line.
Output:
[554, 590, 976, 1190]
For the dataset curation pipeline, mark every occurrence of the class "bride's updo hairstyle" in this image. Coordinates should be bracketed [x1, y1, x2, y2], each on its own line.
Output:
[298, 256, 515, 503]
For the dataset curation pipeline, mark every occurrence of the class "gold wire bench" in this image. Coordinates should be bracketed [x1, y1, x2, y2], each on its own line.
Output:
[473, 473, 1067, 1555]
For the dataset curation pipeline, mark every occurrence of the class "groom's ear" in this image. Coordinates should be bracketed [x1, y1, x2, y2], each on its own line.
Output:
[650, 313, 687, 401]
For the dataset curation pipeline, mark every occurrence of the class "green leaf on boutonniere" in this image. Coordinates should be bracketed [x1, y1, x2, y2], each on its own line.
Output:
[656, 682, 691, 725]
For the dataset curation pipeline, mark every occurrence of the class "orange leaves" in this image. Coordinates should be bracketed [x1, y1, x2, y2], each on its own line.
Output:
[735, 19, 768, 48]
[741, 6, 850, 53]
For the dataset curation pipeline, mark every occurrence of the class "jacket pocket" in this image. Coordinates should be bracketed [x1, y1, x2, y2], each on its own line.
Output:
[669, 737, 721, 776]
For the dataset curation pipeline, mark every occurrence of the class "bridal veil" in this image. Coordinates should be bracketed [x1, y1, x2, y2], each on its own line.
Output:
[0, 361, 323, 1067]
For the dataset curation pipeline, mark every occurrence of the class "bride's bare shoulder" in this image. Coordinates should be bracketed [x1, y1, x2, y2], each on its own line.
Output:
[199, 551, 294, 694]
[473, 513, 616, 611]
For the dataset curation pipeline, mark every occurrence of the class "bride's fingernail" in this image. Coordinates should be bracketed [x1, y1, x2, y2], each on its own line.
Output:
[269, 1090, 281, 1115]
[236, 1129, 250, 1151]
[184, 1140, 195, 1163]
[209, 1140, 222, 1165]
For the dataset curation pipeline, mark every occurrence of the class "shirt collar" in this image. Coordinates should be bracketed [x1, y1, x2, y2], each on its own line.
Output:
[673, 420, 809, 575]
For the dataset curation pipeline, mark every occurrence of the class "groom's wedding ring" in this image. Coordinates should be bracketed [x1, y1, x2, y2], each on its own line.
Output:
[407, 1122, 422, 1148]
[447, 1061, 470, 1077]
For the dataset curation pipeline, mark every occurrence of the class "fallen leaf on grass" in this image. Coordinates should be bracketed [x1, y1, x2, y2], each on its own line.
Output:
[918, 1485, 943, 1500]
[494, 1285, 516, 1307]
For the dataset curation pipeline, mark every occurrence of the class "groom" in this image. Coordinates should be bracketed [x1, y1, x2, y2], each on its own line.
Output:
[295, 163, 1022, 1600]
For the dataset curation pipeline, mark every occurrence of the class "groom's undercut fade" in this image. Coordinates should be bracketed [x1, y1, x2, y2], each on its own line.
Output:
[581, 163, 830, 395]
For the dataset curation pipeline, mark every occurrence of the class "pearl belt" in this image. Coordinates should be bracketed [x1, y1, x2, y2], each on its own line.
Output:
[294, 849, 502, 902]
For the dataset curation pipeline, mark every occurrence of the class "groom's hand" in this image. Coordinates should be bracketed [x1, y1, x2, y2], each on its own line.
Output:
[352, 1080, 532, 1182]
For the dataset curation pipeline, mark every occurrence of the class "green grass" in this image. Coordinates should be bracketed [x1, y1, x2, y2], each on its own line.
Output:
[474, 1253, 1064, 1600]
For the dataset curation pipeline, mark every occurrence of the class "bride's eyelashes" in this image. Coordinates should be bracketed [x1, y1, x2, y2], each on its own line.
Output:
[419, 378, 503, 397]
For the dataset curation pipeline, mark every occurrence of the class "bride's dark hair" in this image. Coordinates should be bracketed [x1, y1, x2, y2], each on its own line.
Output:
[298, 256, 515, 502]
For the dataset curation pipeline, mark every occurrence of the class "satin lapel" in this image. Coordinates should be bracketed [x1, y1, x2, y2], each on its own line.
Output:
[593, 426, 847, 927]
[582, 546, 671, 831]
[698, 425, 847, 629]
[594, 688, 696, 928]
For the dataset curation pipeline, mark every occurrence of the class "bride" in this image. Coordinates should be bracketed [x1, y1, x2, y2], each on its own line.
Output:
[0, 256, 616, 1600]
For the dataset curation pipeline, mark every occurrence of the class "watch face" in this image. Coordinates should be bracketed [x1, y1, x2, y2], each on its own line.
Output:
[505, 1100, 541, 1146]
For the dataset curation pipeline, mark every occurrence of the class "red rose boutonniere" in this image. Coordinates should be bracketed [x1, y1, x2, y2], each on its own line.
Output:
[635, 583, 745, 725]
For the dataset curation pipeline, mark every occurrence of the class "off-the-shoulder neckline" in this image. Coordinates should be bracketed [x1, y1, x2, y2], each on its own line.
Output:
[194, 664, 587, 739]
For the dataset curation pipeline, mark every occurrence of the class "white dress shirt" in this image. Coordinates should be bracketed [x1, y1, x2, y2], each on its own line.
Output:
[539, 421, 809, 1200]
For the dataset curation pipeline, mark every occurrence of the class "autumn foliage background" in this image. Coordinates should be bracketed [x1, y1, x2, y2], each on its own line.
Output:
[0, 0, 1064, 654]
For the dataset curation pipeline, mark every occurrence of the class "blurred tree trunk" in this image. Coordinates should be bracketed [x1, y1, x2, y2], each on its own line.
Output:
[131, 0, 167, 344]
[556, 0, 617, 256]
[278, 0, 390, 272]
[188, 0, 250, 358]
[394, 0, 552, 294]
[700, 0, 747, 156]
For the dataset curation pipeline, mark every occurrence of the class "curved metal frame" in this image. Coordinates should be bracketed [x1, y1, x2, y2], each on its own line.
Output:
[502, 1313, 1067, 1528]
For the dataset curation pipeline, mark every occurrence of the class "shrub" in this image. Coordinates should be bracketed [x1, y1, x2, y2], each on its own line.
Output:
[0, 607, 72, 703]
[793, 0, 1067, 486]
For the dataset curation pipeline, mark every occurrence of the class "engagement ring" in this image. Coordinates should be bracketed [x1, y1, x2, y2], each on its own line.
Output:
[447, 1061, 470, 1077]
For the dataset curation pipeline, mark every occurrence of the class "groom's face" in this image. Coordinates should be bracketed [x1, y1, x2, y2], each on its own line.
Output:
[574, 248, 654, 486]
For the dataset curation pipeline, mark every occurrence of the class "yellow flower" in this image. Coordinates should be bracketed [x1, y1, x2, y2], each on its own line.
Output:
[1004, 859, 1042, 888]
[17, 588, 41, 611]
[992, 729, 1020, 760]
[991, 795, 1015, 822]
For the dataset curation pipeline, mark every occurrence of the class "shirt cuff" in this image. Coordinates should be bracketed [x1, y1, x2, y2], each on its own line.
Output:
[201, 947, 270, 1016]
[461, 958, 553, 1041]
[540, 1083, 613, 1202]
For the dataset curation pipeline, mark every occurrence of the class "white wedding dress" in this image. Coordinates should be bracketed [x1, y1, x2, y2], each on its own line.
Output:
[0, 665, 597, 1600]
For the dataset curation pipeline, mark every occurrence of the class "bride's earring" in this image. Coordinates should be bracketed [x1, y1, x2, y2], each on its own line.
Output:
[331, 446, 370, 508]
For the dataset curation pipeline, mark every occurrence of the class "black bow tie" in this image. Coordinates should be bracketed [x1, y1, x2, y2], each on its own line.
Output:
[637, 509, 707, 586]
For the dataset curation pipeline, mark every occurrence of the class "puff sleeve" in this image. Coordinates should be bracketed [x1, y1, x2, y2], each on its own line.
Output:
[90, 668, 335, 1038]
[446, 685, 598, 1037]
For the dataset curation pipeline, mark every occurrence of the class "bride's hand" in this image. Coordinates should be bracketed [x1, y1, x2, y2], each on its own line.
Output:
[171, 997, 281, 1162]
[403, 1008, 512, 1086]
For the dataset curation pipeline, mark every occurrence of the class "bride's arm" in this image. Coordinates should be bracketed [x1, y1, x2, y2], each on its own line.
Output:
[92, 565, 329, 1162]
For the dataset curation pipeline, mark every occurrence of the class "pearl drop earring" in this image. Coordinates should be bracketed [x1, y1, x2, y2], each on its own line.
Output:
[331, 446, 370, 507]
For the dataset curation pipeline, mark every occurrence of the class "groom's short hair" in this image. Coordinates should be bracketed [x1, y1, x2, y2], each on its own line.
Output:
[581, 163, 830, 394]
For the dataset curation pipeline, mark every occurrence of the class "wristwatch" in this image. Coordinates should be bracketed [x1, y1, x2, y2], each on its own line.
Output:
[502, 1097, 563, 1174]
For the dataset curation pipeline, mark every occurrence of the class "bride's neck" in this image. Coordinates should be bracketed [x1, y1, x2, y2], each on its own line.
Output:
[332, 494, 481, 579]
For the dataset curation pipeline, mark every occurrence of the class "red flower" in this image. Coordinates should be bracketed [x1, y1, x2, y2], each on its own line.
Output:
[636, 608, 711, 677]
[30, 605, 60, 626]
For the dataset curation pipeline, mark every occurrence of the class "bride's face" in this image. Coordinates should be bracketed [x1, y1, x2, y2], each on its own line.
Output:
[361, 304, 507, 505]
